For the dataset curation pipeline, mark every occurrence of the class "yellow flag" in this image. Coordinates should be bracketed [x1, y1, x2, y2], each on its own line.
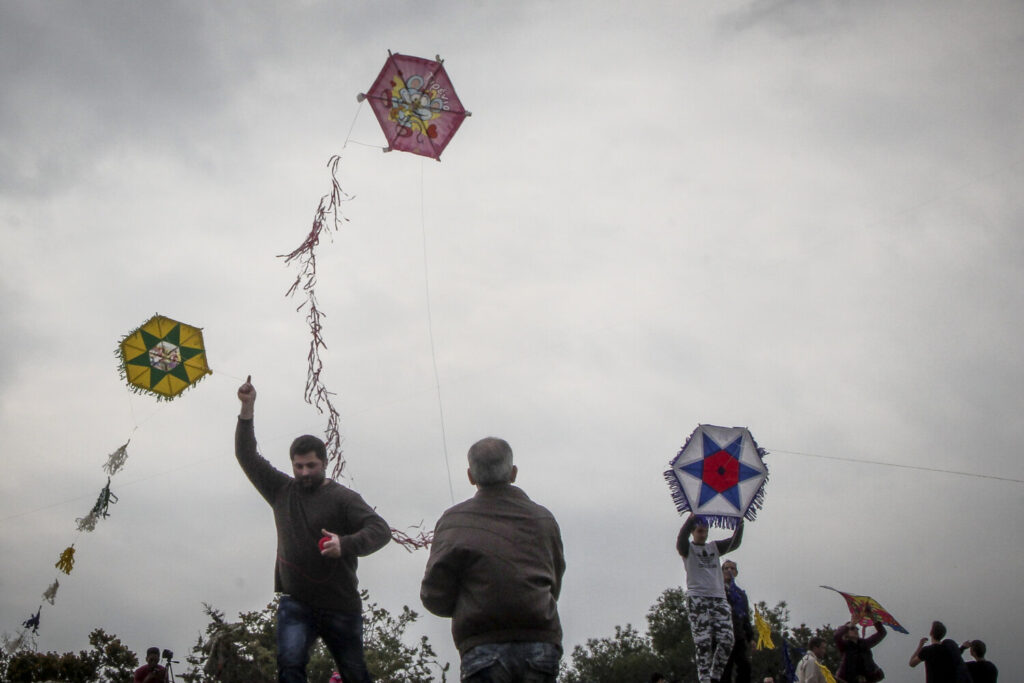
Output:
[754, 606, 775, 650]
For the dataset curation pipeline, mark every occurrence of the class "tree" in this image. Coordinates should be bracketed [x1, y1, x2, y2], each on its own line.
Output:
[646, 587, 697, 681]
[561, 624, 662, 683]
[561, 588, 841, 683]
[180, 591, 448, 683]
[0, 628, 137, 683]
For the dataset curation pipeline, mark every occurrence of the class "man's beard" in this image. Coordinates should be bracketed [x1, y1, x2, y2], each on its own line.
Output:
[298, 472, 325, 490]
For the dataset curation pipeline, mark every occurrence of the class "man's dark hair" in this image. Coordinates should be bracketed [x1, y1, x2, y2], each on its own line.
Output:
[970, 639, 986, 658]
[808, 636, 825, 649]
[930, 620, 946, 640]
[649, 674, 666, 683]
[146, 646, 160, 656]
[290, 434, 327, 463]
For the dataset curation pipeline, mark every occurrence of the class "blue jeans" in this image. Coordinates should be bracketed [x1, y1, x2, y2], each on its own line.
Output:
[277, 594, 372, 683]
[460, 642, 561, 682]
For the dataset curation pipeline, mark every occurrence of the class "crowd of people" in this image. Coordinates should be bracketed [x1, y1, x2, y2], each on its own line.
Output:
[223, 377, 996, 683]
[673, 516, 998, 683]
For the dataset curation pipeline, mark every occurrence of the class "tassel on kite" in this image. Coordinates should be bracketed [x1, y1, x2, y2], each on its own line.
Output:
[754, 606, 775, 650]
[55, 546, 75, 575]
[103, 440, 130, 476]
[42, 579, 59, 605]
[75, 478, 118, 532]
[22, 607, 41, 635]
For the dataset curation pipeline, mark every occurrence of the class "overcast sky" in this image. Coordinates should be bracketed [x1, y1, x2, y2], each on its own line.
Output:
[1, 2, 1022, 681]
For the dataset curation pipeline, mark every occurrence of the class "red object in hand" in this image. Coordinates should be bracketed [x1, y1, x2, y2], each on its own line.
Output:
[318, 536, 332, 551]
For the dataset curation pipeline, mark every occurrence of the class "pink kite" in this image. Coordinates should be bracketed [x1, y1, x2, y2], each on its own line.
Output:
[358, 51, 470, 160]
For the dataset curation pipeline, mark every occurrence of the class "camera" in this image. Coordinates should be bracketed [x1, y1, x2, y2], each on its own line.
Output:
[162, 649, 174, 661]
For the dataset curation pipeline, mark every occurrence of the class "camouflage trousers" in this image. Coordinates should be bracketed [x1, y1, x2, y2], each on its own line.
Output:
[686, 595, 734, 683]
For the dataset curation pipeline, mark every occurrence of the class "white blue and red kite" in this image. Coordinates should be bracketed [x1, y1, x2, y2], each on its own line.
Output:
[665, 424, 769, 528]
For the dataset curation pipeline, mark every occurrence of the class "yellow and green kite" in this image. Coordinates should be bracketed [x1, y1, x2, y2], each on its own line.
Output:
[118, 314, 211, 400]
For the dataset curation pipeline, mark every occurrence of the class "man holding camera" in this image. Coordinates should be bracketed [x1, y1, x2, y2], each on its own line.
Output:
[235, 376, 391, 683]
[134, 647, 167, 683]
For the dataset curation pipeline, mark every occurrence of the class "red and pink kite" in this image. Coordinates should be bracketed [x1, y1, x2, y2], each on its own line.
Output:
[358, 52, 470, 160]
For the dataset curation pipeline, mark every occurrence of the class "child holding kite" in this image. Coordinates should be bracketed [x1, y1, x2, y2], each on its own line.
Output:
[677, 513, 745, 683]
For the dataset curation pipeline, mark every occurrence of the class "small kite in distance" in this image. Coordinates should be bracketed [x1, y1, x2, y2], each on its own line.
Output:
[821, 585, 908, 634]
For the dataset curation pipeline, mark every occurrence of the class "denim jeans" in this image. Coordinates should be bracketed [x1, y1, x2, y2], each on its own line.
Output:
[277, 594, 372, 683]
[460, 642, 561, 682]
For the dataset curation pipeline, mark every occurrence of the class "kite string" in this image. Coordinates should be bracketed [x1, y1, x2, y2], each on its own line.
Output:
[770, 447, 1024, 484]
[420, 160, 456, 505]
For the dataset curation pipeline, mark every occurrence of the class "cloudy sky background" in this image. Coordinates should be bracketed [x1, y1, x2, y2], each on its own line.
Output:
[2, 2, 1022, 680]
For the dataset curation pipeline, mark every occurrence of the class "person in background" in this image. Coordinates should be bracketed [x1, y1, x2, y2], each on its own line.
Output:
[835, 617, 886, 683]
[909, 620, 970, 683]
[721, 559, 753, 683]
[960, 639, 997, 683]
[796, 637, 828, 683]
[134, 647, 167, 683]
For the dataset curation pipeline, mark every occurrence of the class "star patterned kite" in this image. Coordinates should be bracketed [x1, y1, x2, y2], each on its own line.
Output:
[665, 424, 769, 528]
[117, 314, 211, 400]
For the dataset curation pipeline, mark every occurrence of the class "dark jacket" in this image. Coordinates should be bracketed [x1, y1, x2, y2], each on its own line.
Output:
[235, 418, 391, 614]
[420, 484, 565, 655]
[835, 622, 886, 683]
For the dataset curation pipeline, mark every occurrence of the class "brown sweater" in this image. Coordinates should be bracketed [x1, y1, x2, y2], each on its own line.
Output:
[420, 484, 565, 655]
[235, 418, 390, 614]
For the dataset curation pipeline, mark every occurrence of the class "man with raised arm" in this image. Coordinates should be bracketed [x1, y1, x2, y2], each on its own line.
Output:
[677, 514, 744, 683]
[909, 620, 969, 683]
[420, 436, 565, 682]
[236, 376, 390, 683]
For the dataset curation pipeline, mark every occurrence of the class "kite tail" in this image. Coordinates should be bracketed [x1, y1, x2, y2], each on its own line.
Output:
[390, 523, 433, 552]
[279, 154, 351, 477]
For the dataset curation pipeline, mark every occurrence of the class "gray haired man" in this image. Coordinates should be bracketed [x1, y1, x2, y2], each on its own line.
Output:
[420, 437, 566, 682]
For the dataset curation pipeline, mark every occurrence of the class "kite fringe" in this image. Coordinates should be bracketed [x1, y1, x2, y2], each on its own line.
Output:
[743, 439, 770, 524]
[665, 427, 699, 514]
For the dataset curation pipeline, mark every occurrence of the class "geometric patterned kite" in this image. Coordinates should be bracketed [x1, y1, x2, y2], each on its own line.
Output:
[358, 51, 470, 161]
[821, 585, 908, 634]
[117, 314, 211, 400]
[665, 424, 769, 529]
